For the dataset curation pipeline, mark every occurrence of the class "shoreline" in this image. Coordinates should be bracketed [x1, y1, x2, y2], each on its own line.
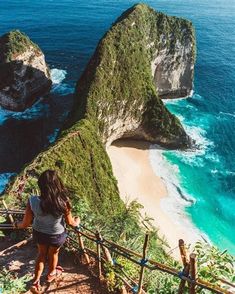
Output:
[107, 139, 201, 259]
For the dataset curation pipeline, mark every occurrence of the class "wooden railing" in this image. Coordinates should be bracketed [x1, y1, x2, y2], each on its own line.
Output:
[0, 205, 234, 294]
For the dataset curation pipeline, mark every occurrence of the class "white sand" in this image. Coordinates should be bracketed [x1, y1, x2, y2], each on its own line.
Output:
[107, 140, 195, 259]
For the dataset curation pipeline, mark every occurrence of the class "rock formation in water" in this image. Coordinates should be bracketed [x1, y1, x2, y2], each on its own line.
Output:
[6, 4, 196, 220]
[0, 30, 52, 111]
[68, 3, 196, 148]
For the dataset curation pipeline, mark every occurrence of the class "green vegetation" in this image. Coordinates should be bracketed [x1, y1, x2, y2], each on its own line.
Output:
[3, 4, 232, 294]
[6, 119, 123, 220]
[0, 30, 40, 63]
[0, 269, 30, 294]
[194, 241, 235, 285]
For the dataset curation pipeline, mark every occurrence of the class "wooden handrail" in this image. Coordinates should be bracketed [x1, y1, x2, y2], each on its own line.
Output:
[0, 208, 233, 294]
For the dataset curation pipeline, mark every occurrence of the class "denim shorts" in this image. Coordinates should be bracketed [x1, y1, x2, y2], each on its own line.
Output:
[33, 229, 67, 247]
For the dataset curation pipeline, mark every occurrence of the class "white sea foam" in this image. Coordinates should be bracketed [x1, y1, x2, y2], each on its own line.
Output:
[175, 114, 185, 122]
[219, 111, 235, 119]
[51, 68, 73, 95]
[164, 92, 214, 160]
[189, 89, 194, 97]
[51, 68, 67, 84]
[211, 169, 235, 176]
[192, 93, 204, 101]
[171, 121, 214, 168]
[163, 97, 187, 104]
[205, 152, 220, 163]
[149, 146, 210, 244]
[185, 124, 213, 150]
[164, 93, 203, 106]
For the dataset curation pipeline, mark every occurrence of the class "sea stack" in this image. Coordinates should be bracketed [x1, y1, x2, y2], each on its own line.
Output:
[0, 30, 52, 111]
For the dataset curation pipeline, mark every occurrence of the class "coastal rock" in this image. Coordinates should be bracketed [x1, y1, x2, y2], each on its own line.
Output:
[69, 4, 196, 149]
[0, 30, 52, 111]
[151, 27, 195, 99]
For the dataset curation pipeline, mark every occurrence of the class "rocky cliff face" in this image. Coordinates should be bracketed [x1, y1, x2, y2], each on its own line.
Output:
[151, 22, 195, 99]
[69, 4, 196, 149]
[0, 30, 51, 111]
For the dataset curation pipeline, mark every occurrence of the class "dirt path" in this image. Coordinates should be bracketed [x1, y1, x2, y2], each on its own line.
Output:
[0, 238, 108, 293]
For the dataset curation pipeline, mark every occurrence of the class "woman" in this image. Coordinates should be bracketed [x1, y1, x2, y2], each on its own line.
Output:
[14, 170, 80, 293]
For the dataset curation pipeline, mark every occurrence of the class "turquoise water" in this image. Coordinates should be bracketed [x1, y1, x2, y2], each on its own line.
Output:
[0, 0, 234, 253]
[163, 94, 235, 254]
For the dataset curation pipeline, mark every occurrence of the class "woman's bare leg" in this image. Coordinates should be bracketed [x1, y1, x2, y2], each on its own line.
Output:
[34, 244, 48, 282]
[47, 246, 60, 275]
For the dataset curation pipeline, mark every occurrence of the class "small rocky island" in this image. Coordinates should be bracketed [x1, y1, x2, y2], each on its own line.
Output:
[0, 30, 51, 111]
[6, 4, 196, 218]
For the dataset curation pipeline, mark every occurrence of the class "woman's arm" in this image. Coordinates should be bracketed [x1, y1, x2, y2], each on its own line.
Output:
[14, 201, 33, 229]
[64, 210, 80, 227]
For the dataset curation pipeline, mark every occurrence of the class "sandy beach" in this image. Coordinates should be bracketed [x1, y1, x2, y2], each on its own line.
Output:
[107, 139, 196, 259]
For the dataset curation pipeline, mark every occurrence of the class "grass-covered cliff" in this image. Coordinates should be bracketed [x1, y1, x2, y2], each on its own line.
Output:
[6, 119, 123, 220]
[68, 3, 195, 148]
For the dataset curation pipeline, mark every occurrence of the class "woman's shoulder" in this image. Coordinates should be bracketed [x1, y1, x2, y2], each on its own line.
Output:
[29, 195, 40, 200]
[29, 195, 40, 207]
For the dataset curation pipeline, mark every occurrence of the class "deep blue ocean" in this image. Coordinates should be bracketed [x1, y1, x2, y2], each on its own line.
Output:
[0, 0, 234, 254]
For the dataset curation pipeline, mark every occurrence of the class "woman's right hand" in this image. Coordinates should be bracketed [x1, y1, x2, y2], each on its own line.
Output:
[73, 216, 80, 227]
[65, 211, 81, 227]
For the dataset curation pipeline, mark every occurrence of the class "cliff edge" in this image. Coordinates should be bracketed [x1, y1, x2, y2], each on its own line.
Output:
[68, 3, 196, 148]
[0, 30, 52, 111]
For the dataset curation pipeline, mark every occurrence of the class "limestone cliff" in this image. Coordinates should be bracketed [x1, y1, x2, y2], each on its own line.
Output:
[151, 15, 195, 99]
[0, 30, 51, 111]
[68, 4, 196, 148]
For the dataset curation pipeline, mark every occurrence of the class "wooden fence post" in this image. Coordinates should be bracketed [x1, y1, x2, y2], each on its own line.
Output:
[101, 243, 114, 265]
[137, 233, 149, 294]
[77, 230, 90, 264]
[96, 231, 103, 279]
[2, 199, 15, 225]
[189, 253, 197, 294]
[178, 239, 190, 294]
[179, 239, 188, 266]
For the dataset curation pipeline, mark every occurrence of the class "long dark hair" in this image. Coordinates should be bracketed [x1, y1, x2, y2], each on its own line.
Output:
[38, 170, 71, 217]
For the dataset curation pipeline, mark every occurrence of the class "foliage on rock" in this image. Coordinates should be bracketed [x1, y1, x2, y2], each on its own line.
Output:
[0, 30, 40, 63]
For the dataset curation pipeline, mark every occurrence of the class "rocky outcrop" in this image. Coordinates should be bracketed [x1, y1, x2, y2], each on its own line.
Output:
[69, 4, 196, 149]
[151, 25, 195, 99]
[0, 30, 51, 111]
